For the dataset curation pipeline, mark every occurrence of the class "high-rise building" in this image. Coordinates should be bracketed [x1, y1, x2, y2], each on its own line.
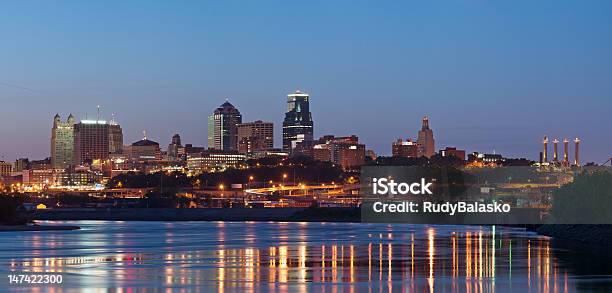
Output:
[208, 100, 242, 151]
[73, 120, 110, 165]
[237, 120, 273, 153]
[417, 116, 435, 158]
[282, 90, 313, 152]
[51, 113, 76, 169]
[167, 134, 182, 159]
[392, 139, 418, 158]
[108, 120, 123, 155]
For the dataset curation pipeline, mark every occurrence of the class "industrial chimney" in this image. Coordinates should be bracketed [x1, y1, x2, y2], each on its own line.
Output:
[574, 138, 580, 166]
[553, 138, 559, 162]
[543, 136, 549, 162]
[563, 138, 569, 166]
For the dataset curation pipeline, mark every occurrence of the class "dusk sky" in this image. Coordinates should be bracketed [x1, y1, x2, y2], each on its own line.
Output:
[0, 1, 610, 163]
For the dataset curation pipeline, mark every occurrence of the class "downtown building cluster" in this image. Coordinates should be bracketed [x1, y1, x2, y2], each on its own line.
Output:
[0, 89, 588, 192]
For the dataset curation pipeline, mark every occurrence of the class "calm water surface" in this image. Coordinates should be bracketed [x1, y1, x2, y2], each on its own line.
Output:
[0, 221, 611, 292]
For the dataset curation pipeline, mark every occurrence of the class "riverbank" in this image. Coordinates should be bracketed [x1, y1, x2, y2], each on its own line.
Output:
[30, 207, 362, 222]
[0, 224, 80, 232]
[537, 224, 612, 247]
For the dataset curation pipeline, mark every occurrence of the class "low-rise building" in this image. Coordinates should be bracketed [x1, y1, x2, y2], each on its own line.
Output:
[187, 150, 246, 174]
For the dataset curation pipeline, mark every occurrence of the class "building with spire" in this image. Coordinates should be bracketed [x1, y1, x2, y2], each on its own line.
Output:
[126, 131, 161, 161]
[208, 100, 242, 151]
[282, 90, 314, 152]
[51, 113, 76, 169]
[417, 116, 435, 158]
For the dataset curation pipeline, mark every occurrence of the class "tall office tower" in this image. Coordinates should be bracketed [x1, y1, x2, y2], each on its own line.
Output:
[167, 134, 182, 158]
[73, 119, 110, 165]
[574, 138, 580, 166]
[208, 100, 242, 151]
[108, 117, 123, 155]
[417, 116, 435, 158]
[553, 138, 559, 162]
[542, 136, 549, 162]
[563, 138, 569, 166]
[237, 120, 274, 153]
[51, 113, 76, 169]
[282, 90, 314, 152]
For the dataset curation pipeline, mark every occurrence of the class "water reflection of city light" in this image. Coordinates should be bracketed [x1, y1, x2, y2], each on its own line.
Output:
[1, 223, 583, 292]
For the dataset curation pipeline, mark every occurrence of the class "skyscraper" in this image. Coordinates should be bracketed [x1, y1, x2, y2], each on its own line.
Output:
[208, 100, 242, 151]
[74, 120, 110, 164]
[282, 90, 313, 152]
[51, 113, 75, 169]
[417, 116, 435, 158]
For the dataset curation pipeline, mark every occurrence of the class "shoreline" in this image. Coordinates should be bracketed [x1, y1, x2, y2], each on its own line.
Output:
[30, 207, 361, 222]
[28, 208, 612, 249]
[0, 224, 81, 232]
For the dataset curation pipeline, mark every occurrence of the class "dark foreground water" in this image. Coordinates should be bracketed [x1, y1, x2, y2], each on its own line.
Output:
[0, 221, 611, 292]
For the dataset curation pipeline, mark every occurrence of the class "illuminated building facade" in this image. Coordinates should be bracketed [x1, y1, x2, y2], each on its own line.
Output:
[208, 101, 242, 151]
[282, 90, 313, 152]
[51, 113, 75, 169]
[392, 139, 418, 158]
[73, 120, 110, 164]
[0, 161, 12, 175]
[187, 150, 246, 174]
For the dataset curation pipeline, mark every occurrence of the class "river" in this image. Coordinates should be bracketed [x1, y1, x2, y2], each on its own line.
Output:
[1, 221, 610, 292]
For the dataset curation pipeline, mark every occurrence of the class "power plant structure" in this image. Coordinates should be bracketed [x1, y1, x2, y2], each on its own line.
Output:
[542, 136, 580, 167]
[563, 138, 569, 166]
[542, 136, 549, 162]
[552, 138, 559, 162]
[574, 138, 580, 167]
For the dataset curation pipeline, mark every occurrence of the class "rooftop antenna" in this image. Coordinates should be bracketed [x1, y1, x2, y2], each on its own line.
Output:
[111, 113, 116, 125]
[143, 130, 147, 140]
[97, 105, 101, 122]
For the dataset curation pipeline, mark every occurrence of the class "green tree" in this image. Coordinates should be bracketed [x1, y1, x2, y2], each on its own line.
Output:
[550, 171, 612, 224]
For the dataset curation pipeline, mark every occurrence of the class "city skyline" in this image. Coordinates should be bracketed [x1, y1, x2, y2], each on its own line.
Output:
[1, 1, 611, 162]
[0, 99, 596, 165]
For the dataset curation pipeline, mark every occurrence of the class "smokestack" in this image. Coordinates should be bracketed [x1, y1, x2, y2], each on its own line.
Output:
[563, 138, 569, 166]
[553, 138, 559, 162]
[574, 138, 580, 166]
[543, 136, 549, 162]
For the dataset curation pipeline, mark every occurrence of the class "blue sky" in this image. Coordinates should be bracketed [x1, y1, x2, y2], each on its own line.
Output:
[0, 1, 610, 163]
